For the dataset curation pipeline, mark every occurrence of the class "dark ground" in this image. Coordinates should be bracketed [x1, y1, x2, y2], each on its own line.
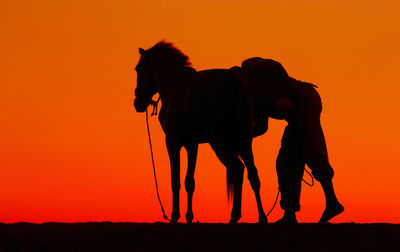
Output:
[1, 222, 399, 252]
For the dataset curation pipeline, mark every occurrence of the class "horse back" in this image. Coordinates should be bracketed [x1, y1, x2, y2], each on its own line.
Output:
[161, 69, 253, 145]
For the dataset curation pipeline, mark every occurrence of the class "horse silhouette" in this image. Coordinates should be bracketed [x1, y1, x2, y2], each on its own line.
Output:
[134, 41, 267, 224]
[231, 58, 344, 224]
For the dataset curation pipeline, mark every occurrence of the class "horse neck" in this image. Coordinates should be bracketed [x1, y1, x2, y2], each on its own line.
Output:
[154, 66, 194, 100]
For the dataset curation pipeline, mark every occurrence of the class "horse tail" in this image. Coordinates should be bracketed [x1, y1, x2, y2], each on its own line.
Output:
[226, 166, 235, 202]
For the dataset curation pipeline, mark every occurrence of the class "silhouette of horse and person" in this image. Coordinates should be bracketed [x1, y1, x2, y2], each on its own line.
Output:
[134, 41, 344, 225]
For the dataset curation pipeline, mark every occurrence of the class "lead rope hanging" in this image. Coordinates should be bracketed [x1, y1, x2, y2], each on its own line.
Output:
[266, 167, 314, 218]
[146, 96, 313, 222]
[302, 167, 314, 186]
[146, 100, 169, 222]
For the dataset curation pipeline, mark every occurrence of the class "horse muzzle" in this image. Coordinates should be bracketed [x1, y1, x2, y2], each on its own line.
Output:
[134, 97, 151, 113]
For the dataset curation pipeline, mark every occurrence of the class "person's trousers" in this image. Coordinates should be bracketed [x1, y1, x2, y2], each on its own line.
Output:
[276, 84, 334, 212]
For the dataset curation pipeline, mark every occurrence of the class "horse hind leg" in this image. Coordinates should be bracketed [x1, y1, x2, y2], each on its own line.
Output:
[184, 143, 198, 224]
[227, 158, 245, 224]
[210, 142, 244, 224]
[239, 143, 268, 224]
[166, 137, 182, 224]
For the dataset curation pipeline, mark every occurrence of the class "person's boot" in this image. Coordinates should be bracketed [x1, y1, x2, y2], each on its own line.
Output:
[275, 210, 298, 225]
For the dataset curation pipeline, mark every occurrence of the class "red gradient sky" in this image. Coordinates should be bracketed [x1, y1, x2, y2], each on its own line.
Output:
[1, 0, 399, 223]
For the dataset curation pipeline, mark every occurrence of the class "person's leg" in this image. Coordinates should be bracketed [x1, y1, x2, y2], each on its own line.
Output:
[275, 125, 306, 225]
[304, 119, 344, 223]
[318, 178, 344, 223]
[292, 83, 344, 223]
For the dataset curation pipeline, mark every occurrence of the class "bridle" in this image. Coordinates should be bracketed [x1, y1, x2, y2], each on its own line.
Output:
[136, 69, 160, 115]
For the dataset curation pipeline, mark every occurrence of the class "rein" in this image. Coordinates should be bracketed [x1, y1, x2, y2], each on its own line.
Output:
[145, 100, 169, 222]
[150, 97, 161, 116]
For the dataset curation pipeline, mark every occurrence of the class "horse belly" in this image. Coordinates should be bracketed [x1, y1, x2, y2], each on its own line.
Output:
[181, 121, 210, 144]
[191, 94, 250, 143]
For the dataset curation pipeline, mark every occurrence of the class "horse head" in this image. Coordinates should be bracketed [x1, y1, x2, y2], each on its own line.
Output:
[134, 47, 157, 113]
[134, 41, 191, 112]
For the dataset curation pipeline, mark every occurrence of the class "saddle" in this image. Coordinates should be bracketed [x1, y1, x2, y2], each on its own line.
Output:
[241, 57, 289, 78]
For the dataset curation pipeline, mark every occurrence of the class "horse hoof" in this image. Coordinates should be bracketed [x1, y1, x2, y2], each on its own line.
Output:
[170, 215, 180, 225]
[229, 215, 241, 224]
[186, 213, 194, 225]
[258, 216, 268, 225]
[170, 212, 180, 224]
[186, 217, 193, 225]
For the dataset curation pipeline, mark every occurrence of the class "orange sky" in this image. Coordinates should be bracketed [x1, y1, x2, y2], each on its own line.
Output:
[1, 0, 399, 223]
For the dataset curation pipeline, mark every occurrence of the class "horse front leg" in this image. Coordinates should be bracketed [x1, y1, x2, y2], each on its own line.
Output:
[166, 136, 182, 224]
[184, 143, 198, 224]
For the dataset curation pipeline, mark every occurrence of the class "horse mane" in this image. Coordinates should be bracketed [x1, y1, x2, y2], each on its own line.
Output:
[147, 41, 191, 70]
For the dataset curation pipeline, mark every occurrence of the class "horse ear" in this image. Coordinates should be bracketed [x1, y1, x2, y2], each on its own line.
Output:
[139, 48, 146, 55]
